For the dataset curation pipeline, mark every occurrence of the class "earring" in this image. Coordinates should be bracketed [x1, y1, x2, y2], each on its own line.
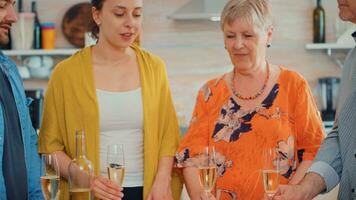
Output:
[267, 44, 271, 48]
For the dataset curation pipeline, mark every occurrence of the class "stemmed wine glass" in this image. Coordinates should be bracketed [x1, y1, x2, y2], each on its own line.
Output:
[107, 144, 125, 187]
[198, 146, 218, 195]
[40, 154, 60, 200]
[262, 147, 280, 199]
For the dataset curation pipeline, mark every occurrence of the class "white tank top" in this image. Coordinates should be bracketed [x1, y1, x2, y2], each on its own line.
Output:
[96, 88, 144, 187]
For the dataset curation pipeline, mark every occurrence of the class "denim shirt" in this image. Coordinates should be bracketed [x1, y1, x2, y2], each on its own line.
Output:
[0, 52, 43, 200]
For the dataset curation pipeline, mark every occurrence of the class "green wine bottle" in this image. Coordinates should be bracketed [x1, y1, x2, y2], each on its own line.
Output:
[313, 0, 326, 43]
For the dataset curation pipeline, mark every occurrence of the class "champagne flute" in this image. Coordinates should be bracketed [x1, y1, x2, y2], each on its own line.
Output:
[107, 144, 125, 186]
[40, 154, 60, 200]
[198, 146, 218, 194]
[262, 147, 280, 199]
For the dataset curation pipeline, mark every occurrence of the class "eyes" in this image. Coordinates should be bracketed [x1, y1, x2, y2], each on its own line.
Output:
[0, 1, 8, 9]
[225, 33, 254, 39]
[0, 0, 15, 9]
[113, 9, 142, 18]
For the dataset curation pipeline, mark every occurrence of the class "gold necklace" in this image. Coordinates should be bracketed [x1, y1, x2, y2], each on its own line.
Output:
[232, 62, 270, 100]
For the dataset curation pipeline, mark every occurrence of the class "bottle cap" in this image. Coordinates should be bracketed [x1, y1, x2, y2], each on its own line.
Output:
[42, 22, 55, 29]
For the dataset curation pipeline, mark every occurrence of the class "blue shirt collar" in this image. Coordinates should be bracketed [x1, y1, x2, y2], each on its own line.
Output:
[0, 51, 14, 77]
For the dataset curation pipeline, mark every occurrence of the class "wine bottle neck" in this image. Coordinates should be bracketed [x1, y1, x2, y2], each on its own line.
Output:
[317, 0, 322, 7]
[18, 0, 23, 13]
[31, 2, 37, 14]
[76, 130, 87, 158]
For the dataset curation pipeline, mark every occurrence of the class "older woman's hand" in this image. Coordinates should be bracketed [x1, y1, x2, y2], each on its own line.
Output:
[91, 176, 124, 200]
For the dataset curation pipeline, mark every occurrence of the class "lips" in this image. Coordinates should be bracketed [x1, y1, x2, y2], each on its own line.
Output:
[120, 33, 134, 40]
[0, 24, 11, 30]
[338, 3, 348, 8]
[0, 24, 11, 34]
[233, 52, 248, 56]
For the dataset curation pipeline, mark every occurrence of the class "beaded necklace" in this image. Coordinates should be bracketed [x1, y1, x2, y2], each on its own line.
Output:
[232, 62, 270, 100]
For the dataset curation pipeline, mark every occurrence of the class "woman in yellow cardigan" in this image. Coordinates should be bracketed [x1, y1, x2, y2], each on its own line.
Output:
[38, 0, 182, 199]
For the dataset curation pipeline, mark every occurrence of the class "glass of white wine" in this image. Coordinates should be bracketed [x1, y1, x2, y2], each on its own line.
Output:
[40, 154, 60, 200]
[262, 147, 280, 199]
[107, 144, 125, 187]
[198, 146, 218, 195]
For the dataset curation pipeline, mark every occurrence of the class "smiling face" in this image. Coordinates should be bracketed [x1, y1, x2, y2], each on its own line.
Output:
[223, 17, 273, 72]
[0, 0, 17, 45]
[92, 0, 143, 48]
[338, 0, 356, 23]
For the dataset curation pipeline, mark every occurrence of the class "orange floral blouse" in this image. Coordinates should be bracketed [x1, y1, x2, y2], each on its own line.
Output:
[176, 67, 324, 200]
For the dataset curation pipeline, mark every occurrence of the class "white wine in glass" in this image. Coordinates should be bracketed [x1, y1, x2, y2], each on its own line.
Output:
[69, 188, 91, 199]
[199, 166, 218, 193]
[41, 154, 60, 200]
[262, 169, 279, 197]
[262, 147, 280, 199]
[198, 146, 218, 193]
[107, 163, 125, 186]
[107, 144, 125, 186]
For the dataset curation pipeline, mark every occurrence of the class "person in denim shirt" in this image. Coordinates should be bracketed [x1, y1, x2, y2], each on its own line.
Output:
[0, 0, 43, 199]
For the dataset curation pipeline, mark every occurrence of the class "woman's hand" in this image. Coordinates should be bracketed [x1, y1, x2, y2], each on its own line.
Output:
[200, 191, 216, 200]
[147, 173, 173, 200]
[91, 176, 124, 200]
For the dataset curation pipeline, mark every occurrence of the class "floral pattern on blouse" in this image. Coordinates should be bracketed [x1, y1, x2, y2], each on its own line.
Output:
[212, 84, 279, 143]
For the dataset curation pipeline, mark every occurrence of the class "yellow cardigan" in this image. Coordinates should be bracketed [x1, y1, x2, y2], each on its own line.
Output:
[38, 45, 183, 200]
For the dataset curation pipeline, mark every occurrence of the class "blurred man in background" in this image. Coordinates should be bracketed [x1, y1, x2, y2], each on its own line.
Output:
[0, 0, 43, 199]
[274, 0, 356, 199]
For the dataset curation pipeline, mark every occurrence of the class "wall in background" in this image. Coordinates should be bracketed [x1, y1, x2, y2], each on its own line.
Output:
[23, 0, 348, 123]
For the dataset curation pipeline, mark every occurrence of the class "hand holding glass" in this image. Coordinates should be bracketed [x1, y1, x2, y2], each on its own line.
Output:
[107, 144, 125, 186]
[198, 146, 218, 194]
[262, 147, 280, 199]
[40, 154, 60, 200]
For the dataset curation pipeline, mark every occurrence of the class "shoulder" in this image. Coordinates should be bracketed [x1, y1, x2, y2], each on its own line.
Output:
[278, 66, 309, 90]
[198, 74, 228, 102]
[131, 45, 168, 83]
[50, 47, 90, 82]
[132, 44, 165, 67]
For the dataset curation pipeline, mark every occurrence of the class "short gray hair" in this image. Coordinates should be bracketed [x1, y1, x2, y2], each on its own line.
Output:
[220, 0, 273, 31]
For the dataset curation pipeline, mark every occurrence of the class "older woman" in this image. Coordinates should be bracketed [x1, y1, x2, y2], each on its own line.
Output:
[176, 0, 324, 199]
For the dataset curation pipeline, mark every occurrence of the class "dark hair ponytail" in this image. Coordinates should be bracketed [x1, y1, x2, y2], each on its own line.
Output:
[91, 0, 105, 40]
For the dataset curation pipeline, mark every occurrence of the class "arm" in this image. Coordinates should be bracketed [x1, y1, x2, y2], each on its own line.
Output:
[273, 172, 326, 200]
[288, 160, 313, 185]
[148, 157, 175, 200]
[176, 83, 213, 199]
[292, 79, 324, 182]
[148, 59, 181, 200]
[273, 117, 341, 200]
[307, 124, 341, 192]
[183, 167, 204, 200]
[52, 151, 72, 180]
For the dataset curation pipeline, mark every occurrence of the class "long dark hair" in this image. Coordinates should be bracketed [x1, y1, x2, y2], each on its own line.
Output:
[91, 0, 105, 40]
